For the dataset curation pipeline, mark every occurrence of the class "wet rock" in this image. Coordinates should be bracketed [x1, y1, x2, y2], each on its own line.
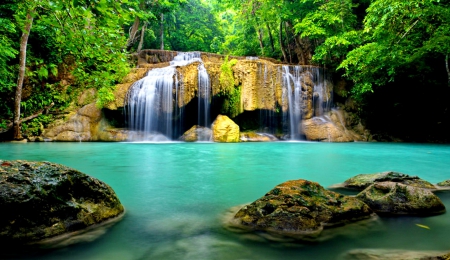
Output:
[356, 182, 445, 216]
[212, 115, 240, 143]
[179, 125, 212, 142]
[437, 180, 450, 186]
[332, 171, 436, 191]
[42, 103, 102, 141]
[302, 109, 366, 142]
[341, 249, 450, 260]
[240, 132, 278, 142]
[0, 160, 124, 245]
[227, 179, 374, 241]
[302, 117, 352, 142]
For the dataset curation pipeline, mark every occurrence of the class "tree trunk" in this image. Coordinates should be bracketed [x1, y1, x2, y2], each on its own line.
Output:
[13, 11, 34, 140]
[137, 22, 147, 52]
[446, 54, 450, 87]
[257, 27, 264, 56]
[284, 22, 293, 63]
[266, 22, 275, 53]
[286, 21, 306, 65]
[279, 21, 288, 63]
[160, 13, 164, 50]
[126, 17, 140, 50]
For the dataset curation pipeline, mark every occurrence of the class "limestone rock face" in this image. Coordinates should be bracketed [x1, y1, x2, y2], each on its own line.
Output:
[42, 103, 102, 141]
[230, 179, 373, 240]
[179, 125, 212, 142]
[303, 117, 351, 142]
[212, 115, 240, 142]
[337, 171, 436, 191]
[0, 160, 124, 244]
[302, 108, 366, 142]
[356, 182, 445, 215]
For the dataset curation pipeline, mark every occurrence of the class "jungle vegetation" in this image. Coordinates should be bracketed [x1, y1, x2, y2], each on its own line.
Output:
[0, 0, 449, 141]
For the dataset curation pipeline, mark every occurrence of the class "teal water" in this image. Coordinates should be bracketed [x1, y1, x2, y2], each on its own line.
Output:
[1, 142, 450, 259]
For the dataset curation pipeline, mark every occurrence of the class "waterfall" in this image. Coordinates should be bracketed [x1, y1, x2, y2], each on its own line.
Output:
[281, 66, 332, 140]
[126, 52, 211, 141]
[282, 66, 303, 140]
[197, 63, 211, 128]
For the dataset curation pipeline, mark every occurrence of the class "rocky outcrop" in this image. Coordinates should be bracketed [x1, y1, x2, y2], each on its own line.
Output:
[332, 171, 436, 191]
[42, 103, 129, 142]
[179, 125, 212, 142]
[212, 115, 240, 142]
[0, 160, 124, 245]
[42, 103, 103, 141]
[227, 179, 374, 241]
[302, 109, 368, 142]
[356, 182, 445, 215]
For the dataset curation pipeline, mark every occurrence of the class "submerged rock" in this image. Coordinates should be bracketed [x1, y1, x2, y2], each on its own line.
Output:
[0, 160, 124, 245]
[211, 115, 240, 143]
[227, 179, 374, 241]
[179, 125, 212, 142]
[332, 171, 436, 191]
[341, 249, 450, 260]
[356, 182, 445, 216]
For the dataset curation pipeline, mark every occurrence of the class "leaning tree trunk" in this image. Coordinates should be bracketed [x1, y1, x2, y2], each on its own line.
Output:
[13, 11, 34, 140]
[257, 27, 264, 56]
[137, 22, 148, 52]
[126, 17, 140, 51]
[279, 21, 288, 63]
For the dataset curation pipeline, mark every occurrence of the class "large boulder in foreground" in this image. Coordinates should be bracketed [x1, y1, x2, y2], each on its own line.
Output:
[0, 160, 124, 245]
[356, 182, 445, 216]
[211, 115, 240, 143]
[332, 171, 436, 191]
[228, 180, 374, 240]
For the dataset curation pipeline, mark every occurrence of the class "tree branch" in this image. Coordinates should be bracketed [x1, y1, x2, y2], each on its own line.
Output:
[5, 102, 54, 133]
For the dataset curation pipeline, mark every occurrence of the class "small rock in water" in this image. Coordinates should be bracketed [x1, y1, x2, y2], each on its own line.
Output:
[225, 179, 375, 241]
[330, 171, 436, 191]
[356, 181, 446, 216]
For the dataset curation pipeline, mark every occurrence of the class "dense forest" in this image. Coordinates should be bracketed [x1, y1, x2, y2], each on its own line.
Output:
[0, 0, 449, 142]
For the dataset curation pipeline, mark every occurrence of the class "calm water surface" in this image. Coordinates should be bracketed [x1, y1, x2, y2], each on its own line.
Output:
[1, 142, 450, 260]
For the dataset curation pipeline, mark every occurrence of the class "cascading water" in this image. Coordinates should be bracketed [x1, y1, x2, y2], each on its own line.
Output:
[197, 63, 210, 128]
[126, 52, 211, 141]
[281, 66, 332, 140]
[282, 66, 303, 140]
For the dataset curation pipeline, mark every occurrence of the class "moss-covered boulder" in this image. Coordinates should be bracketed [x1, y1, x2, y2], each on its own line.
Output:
[0, 160, 124, 245]
[356, 182, 445, 216]
[227, 179, 374, 240]
[333, 171, 436, 191]
[211, 115, 240, 143]
[179, 125, 212, 142]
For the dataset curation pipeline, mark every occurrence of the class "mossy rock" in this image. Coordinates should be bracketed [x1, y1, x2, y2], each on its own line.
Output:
[437, 180, 450, 187]
[227, 179, 374, 241]
[337, 171, 436, 191]
[0, 160, 124, 245]
[356, 182, 445, 216]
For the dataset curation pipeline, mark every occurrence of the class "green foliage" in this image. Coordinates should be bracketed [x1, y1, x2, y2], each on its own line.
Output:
[339, 0, 450, 97]
[219, 56, 238, 94]
[221, 86, 241, 118]
[218, 56, 241, 117]
[22, 114, 53, 136]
